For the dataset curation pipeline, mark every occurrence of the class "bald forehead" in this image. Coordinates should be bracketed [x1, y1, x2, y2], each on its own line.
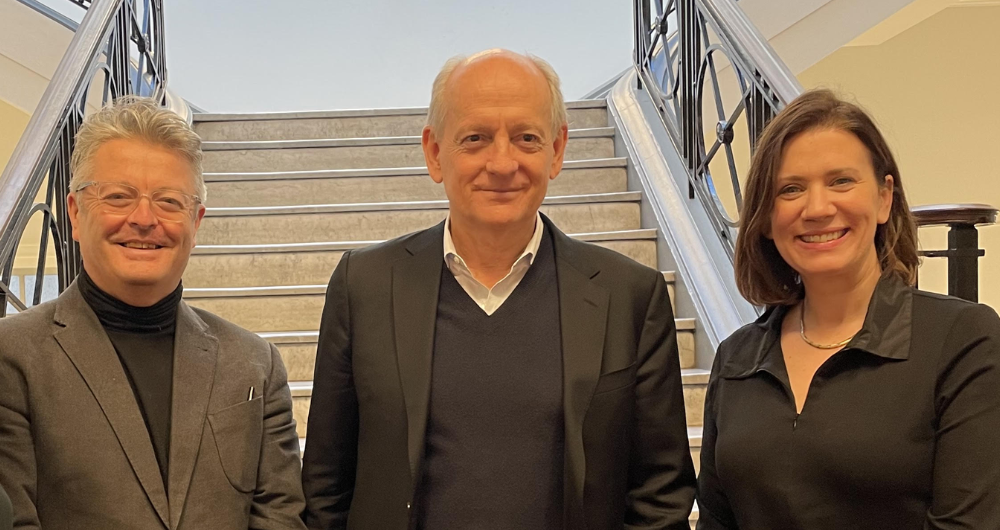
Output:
[440, 54, 552, 123]
[450, 55, 547, 92]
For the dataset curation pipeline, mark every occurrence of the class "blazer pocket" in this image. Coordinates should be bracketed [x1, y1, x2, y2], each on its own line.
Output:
[593, 362, 637, 395]
[209, 396, 264, 493]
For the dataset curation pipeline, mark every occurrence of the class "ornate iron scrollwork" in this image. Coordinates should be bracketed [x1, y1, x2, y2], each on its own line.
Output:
[0, 0, 167, 316]
[634, 0, 797, 258]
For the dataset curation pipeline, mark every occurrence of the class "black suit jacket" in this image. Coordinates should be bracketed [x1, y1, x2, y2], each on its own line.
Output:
[301, 216, 696, 529]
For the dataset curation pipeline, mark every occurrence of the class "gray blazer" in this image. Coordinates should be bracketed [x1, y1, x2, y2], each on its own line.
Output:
[0, 282, 306, 530]
[0, 483, 11, 530]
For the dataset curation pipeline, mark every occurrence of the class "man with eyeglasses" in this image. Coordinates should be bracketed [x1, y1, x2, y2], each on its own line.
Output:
[0, 97, 307, 530]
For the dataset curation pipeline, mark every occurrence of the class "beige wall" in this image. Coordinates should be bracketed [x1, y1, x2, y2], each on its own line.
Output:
[1, 97, 56, 276]
[798, 5, 1000, 309]
[0, 97, 29, 165]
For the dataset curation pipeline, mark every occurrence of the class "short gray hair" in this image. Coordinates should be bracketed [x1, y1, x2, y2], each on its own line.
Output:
[70, 96, 206, 201]
[426, 50, 568, 138]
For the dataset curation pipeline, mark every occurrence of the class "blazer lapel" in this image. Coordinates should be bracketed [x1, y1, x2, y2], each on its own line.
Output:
[166, 302, 219, 530]
[52, 283, 170, 527]
[549, 220, 609, 509]
[393, 223, 445, 488]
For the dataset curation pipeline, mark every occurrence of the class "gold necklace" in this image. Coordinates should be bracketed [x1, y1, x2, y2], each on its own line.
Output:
[798, 301, 855, 350]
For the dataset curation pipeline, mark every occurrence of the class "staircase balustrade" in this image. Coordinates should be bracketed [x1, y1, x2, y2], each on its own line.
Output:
[632, 0, 995, 303]
[0, 0, 167, 316]
[633, 0, 801, 259]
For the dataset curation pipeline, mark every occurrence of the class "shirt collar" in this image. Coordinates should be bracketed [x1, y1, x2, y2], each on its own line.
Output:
[443, 212, 544, 270]
[720, 274, 914, 379]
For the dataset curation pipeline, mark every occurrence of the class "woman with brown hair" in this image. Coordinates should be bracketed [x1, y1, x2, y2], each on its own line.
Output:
[696, 89, 1000, 529]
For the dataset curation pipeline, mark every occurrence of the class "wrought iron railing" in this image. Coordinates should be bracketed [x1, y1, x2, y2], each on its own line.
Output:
[633, 0, 801, 258]
[632, 0, 995, 302]
[0, 0, 167, 316]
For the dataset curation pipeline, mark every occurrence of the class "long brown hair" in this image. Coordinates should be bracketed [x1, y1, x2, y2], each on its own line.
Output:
[734, 89, 919, 307]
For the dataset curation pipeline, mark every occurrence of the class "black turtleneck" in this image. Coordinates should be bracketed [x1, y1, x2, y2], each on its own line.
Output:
[78, 268, 182, 489]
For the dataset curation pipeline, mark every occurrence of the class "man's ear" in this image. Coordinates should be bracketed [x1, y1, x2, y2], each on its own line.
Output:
[190, 204, 207, 248]
[548, 124, 569, 180]
[67, 192, 82, 242]
[422, 126, 444, 184]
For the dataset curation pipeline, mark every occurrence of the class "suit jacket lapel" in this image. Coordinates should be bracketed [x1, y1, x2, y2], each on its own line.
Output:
[167, 302, 219, 530]
[393, 223, 445, 488]
[52, 283, 170, 527]
[548, 218, 609, 509]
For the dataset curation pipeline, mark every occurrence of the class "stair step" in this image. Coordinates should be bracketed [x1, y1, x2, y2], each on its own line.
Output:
[203, 157, 628, 207]
[201, 127, 615, 172]
[197, 192, 642, 245]
[260, 312, 692, 384]
[287, 367, 705, 441]
[188, 279, 695, 367]
[193, 100, 609, 142]
[186, 229, 658, 288]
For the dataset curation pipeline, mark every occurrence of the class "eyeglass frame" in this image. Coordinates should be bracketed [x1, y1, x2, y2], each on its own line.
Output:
[73, 181, 203, 223]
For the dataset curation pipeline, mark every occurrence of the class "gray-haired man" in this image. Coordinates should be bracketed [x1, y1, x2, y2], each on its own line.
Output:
[301, 49, 695, 530]
[0, 98, 306, 530]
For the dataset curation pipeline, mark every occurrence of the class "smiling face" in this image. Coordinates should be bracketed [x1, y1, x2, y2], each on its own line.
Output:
[421, 54, 568, 233]
[768, 127, 893, 285]
[68, 138, 205, 306]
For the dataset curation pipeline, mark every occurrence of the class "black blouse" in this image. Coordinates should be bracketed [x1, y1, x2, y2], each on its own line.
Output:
[697, 275, 1000, 529]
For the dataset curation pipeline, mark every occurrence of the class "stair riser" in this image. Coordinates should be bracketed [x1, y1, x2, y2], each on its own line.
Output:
[205, 167, 626, 208]
[186, 282, 680, 343]
[289, 373, 701, 439]
[194, 108, 608, 142]
[274, 302, 682, 382]
[197, 202, 641, 245]
[201, 137, 614, 173]
[185, 239, 657, 288]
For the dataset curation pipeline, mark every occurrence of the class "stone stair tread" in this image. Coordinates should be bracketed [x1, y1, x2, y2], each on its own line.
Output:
[259, 330, 319, 343]
[193, 228, 658, 255]
[202, 127, 614, 151]
[194, 99, 607, 123]
[204, 191, 641, 217]
[187, 285, 326, 298]
[688, 425, 703, 448]
[203, 157, 627, 182]
[681, 368, 710, 385]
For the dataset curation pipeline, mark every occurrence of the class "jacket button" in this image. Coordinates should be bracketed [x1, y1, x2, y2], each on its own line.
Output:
[406, 502, 411, 510]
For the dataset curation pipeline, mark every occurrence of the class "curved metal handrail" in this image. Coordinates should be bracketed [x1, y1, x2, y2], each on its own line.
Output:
[633, 0, 802, 259]
[0, 0, 167, 316]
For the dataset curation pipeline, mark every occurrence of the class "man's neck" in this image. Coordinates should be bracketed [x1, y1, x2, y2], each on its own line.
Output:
[82, 266, 176, 308]
[449, 214, 537, 289]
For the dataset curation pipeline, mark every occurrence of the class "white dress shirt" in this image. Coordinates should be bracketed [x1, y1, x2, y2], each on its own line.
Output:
[443, 213, 544, 316]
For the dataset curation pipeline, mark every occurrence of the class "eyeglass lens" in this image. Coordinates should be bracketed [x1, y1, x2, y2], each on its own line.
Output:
[87, 182, 197, 221]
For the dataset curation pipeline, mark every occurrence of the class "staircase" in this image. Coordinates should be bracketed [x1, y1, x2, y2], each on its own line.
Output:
[184, 101, 706, 524]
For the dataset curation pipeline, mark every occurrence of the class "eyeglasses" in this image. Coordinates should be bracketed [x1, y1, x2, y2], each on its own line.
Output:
[75, 181, 202, 223]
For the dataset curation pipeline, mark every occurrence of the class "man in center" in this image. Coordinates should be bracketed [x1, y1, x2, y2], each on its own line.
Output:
[301, 49, 696, 529]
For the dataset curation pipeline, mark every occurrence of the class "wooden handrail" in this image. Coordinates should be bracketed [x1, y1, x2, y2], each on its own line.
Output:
[911, 203, 998, 228]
